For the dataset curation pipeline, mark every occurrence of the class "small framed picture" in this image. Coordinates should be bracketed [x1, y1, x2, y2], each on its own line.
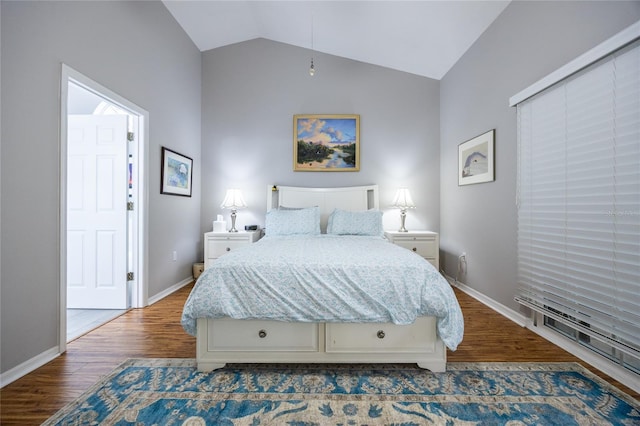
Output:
[161, 147, 193, 197]
[458, 129, 495, 186]
[293, 114, 360, 171]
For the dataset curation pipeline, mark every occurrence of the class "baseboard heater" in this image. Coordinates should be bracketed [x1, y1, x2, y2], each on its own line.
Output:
[515, 296, 639, 360]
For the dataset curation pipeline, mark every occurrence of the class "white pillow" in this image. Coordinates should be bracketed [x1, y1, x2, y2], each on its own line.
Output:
[326, 209, 384, 236]
[265, 206, 321, 236]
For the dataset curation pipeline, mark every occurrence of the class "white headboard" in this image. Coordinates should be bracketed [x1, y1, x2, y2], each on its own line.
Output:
[267, 185, 379, 233]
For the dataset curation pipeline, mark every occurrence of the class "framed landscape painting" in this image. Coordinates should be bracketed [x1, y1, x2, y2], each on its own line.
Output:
[161, 147, 193, 197]
[293, 114, 360, 171]
[458, 129, 495, 186]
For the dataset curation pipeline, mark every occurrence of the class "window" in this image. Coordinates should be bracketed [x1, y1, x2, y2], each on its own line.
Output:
[513, 33, 640, 373]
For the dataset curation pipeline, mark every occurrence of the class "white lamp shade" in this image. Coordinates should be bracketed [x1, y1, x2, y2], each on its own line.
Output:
[391, 188, 416, 209]
[220, 189, 247, 209]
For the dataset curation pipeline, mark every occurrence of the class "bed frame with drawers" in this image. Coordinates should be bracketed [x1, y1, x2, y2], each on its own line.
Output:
[195, 185, 447, 372]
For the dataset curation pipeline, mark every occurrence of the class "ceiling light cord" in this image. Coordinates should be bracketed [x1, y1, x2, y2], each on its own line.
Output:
[309, 14, 315, 76]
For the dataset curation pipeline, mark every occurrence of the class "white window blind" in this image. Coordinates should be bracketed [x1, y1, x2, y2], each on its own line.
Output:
[516, 41, 640, 358]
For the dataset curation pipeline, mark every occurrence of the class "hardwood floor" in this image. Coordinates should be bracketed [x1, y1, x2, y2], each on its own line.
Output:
[1, 284, 637, 424]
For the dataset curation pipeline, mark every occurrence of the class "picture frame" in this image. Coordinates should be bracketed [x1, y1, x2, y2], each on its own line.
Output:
[293, 114, 360, 171]
[458, 129, 495, 186]
[161, 147, 193, 197]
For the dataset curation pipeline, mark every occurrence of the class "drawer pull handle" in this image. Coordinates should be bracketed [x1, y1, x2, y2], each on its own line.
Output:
[226, 247, 231, 252]
[412, 247, 417, 252]
[258, 329, 267, 338]
[377, 330, 385, 339]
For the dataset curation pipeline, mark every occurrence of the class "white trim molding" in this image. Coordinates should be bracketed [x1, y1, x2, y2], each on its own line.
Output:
[444, 274, 528, 327]
[0, 347, 59, 388]
[59, 64, 150, 356]
[147, 277, 193, 306]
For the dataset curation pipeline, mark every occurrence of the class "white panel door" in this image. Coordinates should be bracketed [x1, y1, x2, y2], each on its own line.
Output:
[67, 115, 128, 309]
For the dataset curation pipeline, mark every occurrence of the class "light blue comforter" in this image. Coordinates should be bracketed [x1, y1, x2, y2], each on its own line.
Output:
[181, 235, 464, 350]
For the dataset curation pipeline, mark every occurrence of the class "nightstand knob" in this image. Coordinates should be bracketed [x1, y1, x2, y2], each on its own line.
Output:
[412, 247, 417, 252]
[258, 329, 267, 338]
[226, 247, 231, 252]
[377, 330, 385, 339]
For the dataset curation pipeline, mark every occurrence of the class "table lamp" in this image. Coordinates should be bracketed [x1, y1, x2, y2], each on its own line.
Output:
[220, 189, 247, 232]
[391, 188, 416, 232]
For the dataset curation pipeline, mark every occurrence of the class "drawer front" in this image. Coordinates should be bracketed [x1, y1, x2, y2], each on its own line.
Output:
[207, 238, 248, 258]
[207, 319, 318, 352]
[325, 317, 437, 353]
[393, 238, 437, 258]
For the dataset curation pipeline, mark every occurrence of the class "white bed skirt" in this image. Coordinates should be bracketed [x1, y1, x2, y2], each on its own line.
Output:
[196, 316, 447, 372]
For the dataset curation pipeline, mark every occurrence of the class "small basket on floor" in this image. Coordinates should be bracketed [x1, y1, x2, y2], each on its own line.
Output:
[192, 263, 205, 280]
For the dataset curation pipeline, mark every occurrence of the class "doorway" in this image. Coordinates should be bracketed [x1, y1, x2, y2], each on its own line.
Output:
[60, 65, 149, 349]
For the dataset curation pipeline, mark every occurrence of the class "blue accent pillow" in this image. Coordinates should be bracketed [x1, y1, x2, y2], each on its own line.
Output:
[326, 209, 384, 236]
[265, 206, 321, 236]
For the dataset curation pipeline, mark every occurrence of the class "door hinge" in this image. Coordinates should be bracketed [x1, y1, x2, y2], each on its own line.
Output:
[127, 272, 134, 281]
[127, 132, 135, 141]
[127, 201, 134, 211]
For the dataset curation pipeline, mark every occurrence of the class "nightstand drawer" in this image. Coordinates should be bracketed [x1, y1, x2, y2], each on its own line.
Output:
[207, 238, 250, 257]
[391, 238, 437, 258]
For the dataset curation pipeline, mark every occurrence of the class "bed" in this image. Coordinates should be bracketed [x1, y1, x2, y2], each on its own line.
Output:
[182, 185, 464, 372]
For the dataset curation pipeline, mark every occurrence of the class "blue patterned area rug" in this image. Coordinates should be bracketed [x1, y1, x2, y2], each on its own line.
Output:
[43, 359, 639, 425]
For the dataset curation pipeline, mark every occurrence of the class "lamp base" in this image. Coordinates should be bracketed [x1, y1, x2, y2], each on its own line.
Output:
[398, 209, 408, 232]
[229, 210, 239, 232]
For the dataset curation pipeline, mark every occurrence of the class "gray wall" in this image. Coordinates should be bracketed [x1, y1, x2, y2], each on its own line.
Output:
[1, 1, 201, 373]
[4, 0, 637, 379]
[440, 1, 640, 310]
[200, 39, 440, 245]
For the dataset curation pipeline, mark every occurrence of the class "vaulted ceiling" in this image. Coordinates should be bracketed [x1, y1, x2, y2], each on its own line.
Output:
[162, 1, 510, 80]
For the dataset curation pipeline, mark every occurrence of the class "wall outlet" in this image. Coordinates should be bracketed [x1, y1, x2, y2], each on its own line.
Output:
[458, 252, 467, 273]
[172, 251, 177, 261]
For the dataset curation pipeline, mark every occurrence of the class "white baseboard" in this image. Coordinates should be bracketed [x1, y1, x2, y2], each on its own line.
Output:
[443, 274, 528, 327]
[443, 273, 640, 395]
[1, 277, 193, 388]
[0, 346, 59, 388]
[147, 276, 193, 306]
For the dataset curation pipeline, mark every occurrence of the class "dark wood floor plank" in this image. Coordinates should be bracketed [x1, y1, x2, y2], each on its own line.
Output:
[1, 284, 636, 425]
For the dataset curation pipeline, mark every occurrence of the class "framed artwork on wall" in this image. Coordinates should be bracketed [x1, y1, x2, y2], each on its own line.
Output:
[458, 129, 495, 186]
[161, 147, 193, 197]
[293, 114, 360, 171]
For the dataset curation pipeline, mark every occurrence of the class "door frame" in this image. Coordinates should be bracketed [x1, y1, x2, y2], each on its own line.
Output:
[59, 64, 149, 353]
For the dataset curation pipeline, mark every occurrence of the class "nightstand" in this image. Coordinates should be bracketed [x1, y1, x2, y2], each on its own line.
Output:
[204, 230, 261, 269]
[384, 231, 439, 269]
